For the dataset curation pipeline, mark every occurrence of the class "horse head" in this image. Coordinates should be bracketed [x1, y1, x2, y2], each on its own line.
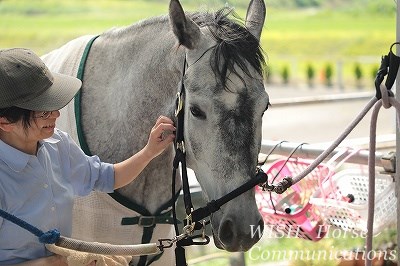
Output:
[169, 0, 269, 252]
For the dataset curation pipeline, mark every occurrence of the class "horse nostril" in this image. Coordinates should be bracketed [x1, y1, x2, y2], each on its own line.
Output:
[219, 218, 237, 249]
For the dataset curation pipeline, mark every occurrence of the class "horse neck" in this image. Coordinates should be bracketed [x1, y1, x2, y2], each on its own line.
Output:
[102, 19, 185, 79]
[82, 19, 184, 213]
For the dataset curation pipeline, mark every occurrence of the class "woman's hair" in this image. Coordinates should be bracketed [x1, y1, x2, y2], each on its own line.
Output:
[0, 107, 32, 130]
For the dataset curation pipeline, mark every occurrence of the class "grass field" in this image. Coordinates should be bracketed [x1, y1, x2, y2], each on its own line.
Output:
[0, 0, 396, 86]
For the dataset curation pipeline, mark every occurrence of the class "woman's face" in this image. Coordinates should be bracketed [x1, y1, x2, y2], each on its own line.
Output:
[13, 110, 60, 143]
[0, 109, 60, 154]
[30, 110, 60, 140]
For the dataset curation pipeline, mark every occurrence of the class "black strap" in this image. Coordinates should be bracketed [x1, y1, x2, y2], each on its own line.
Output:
[121, 213, 178, 226]
[174, 245, 188, 266]
[375, 42, 400, 99]
[190, 169, 268, 223]
[385, 42, 400, 91]
[173, 58, 193, 216]
[171, 57, 192, 266]
[179, 153, 192, 216]
[108, 191, 179, 266]
[137, 225, 156, 266]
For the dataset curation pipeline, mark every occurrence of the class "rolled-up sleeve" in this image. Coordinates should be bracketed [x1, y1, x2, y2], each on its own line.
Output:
[77, 154, 115, 194]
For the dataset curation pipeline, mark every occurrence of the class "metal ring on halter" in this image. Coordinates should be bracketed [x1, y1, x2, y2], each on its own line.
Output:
[175, 92, 184, 116]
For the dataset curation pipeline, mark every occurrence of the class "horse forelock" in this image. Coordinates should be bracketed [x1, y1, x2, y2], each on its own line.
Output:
[189, 8, 266, 90]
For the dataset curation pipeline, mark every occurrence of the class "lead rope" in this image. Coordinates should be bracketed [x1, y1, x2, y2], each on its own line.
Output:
[0, 209, 60, 244]
[365, 84, 400, 266]
[0, 209, 162, 256]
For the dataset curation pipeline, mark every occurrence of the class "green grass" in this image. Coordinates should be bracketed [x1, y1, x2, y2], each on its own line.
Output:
[0, 0, 395, 56]
[0, 0, 395, 86]
[263, 8, 395, 57]
[0, 0, 171, 54]
[261, 8, 395, 87]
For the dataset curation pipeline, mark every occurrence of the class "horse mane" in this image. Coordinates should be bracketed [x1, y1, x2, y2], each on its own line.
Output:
[189, 8, 266, 89]
[103, 7, 266, 89]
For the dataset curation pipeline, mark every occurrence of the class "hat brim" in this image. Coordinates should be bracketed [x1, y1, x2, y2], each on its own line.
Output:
[15, 72, 82, 111]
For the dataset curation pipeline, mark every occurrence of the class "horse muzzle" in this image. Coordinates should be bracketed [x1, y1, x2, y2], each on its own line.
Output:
[210, 196, 264, 252]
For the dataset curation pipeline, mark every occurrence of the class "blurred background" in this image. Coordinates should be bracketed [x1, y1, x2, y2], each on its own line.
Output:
[0, 0, 395, 88]
[1, 0, 397, 144]
[1, 0, 397, 265]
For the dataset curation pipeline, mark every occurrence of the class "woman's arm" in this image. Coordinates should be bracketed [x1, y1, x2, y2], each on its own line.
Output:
[113, 116, 175, 189]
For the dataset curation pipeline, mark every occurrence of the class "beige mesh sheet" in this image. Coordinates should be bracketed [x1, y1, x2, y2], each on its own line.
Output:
[72, 192, 174, 265]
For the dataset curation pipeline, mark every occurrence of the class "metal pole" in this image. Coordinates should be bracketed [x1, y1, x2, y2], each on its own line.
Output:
[396, 1, 400, 264]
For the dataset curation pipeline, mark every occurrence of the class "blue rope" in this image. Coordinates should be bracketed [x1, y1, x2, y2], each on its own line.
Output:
[0, 209, 60, 244]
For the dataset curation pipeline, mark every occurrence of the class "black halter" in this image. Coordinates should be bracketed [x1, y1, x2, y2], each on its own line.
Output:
[169, 55, 271, 266]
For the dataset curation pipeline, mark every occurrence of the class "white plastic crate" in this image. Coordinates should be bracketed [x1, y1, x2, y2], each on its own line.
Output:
[310, 169, 396, 234]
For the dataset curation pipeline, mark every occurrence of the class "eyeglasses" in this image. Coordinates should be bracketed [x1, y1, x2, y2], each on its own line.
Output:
[33, 111, 54, 120]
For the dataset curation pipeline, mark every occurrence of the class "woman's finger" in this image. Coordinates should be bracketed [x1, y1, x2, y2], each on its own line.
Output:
[155, 116, 174, 127]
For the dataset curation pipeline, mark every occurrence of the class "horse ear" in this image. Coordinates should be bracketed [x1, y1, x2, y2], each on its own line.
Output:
[245, 0, 266, 41]
[169, 0, 201, 49]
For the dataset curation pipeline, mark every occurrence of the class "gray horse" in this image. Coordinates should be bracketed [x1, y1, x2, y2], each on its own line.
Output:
[42, 0, 269, 264]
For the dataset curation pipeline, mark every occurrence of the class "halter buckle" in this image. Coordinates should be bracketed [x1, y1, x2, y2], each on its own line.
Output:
[176, 141, 186, 154]
[138, 216, 156, 227]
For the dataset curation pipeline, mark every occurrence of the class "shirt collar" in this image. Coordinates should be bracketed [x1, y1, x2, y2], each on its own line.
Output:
[39, 135, 60, 145]
[0, 135, 60, 172]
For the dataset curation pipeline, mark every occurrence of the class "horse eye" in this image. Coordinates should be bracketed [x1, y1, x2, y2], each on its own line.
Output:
[190, 106, 206, 119]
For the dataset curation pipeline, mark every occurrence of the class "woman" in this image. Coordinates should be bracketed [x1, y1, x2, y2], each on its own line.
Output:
[0, 48, 175, 265]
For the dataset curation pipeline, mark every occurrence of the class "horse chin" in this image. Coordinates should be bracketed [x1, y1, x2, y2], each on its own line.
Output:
[212, 231, 253, 252]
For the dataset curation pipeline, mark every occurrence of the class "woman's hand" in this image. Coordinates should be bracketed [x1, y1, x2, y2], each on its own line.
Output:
[143, 116, 175, 159]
